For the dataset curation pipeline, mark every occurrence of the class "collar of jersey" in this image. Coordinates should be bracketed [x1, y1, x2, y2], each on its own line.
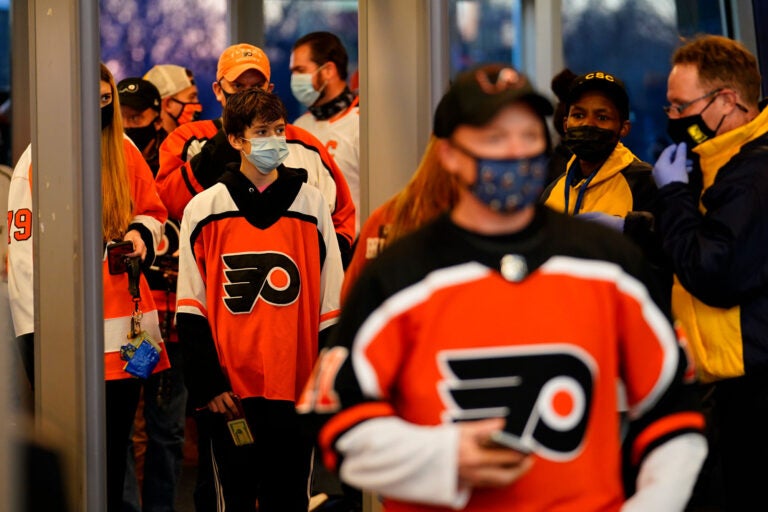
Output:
[309, 87, 357, 121]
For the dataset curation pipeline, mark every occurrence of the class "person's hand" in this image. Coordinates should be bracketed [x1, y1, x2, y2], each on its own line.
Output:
[457, 418, 534, 489]
[577, 211, 625, 232]
[207, 391, 240, 420]
[652, 142, 689, 187]
[123, 230, 147, 261]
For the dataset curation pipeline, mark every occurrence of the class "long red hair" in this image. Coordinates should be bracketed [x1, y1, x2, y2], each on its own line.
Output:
[387, 136, 460, 243]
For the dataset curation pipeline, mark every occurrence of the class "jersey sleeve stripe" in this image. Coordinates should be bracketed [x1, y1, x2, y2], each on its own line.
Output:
[631, 411, 705, 465]
[318, 401, 396, 471]
[320, 310, 341, 332]
[177, 298, 207, 317]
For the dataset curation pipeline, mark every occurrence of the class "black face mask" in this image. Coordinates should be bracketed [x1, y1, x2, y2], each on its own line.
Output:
[101, 103, 114, 130]
[563, 125, 619, 163]
[666, 115, 721, 148]
[666, 96, 725, 149]
[125, 120, 159, 152]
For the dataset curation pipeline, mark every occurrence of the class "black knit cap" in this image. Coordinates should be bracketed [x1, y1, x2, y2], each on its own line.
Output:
[566, 71, 629, 120]
[433, 63, 553, 138]
[117, 77, 161, 112]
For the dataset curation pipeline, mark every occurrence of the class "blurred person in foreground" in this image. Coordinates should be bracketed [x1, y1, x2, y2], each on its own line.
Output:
[298, 63, 706, 511]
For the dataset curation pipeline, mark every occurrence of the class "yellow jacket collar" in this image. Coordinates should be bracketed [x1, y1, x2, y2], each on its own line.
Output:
[695, 106, 768, 191]
[567, 142, 638, 189]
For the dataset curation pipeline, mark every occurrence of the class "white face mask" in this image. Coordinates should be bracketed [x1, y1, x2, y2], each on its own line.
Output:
[290, 64, 327, 107]
[241, 136, 289, 174]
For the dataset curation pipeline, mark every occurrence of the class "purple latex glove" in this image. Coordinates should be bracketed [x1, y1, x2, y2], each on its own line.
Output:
[653, 142, 689, 187]
[577, 211, 625, 232]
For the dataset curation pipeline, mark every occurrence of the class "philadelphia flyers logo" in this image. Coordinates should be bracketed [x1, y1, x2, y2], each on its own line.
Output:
[156, 219, 180, 258]
[222, 252, 301, 314]
[438, 345, 595, 461]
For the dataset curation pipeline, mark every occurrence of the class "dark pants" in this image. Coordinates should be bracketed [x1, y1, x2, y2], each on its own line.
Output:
[207, 397, 313, 512]
[123, 343, 187, 512]
[688, 375, 768, 511]
[193, 411, 216, 512]
[106, 378, 142, 512]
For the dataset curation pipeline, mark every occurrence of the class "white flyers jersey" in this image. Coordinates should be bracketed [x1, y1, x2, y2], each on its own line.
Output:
[294, 99, 360, 233]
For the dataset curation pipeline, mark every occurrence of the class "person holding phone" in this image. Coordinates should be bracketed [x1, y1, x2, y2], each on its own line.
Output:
[6, 63, 170, 512]
[298, 64, 707, 511]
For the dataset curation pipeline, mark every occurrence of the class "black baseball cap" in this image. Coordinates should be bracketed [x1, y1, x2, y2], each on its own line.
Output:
[566, 71, 629, 120]
[117, 77, 161, 112]
[433, 63, 553, 138]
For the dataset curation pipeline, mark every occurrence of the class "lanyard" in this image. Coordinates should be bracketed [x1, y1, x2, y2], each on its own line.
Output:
[563, 164, 601, 215]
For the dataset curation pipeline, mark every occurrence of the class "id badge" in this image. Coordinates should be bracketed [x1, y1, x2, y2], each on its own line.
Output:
[121, 330, 162, 379]
[227, 395, 254, 446]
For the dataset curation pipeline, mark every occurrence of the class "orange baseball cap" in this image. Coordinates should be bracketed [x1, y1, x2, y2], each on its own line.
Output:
[217, 44, 271, 83]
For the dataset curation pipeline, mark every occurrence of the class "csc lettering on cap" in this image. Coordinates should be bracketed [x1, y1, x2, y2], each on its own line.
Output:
[584, 72, 616, 82]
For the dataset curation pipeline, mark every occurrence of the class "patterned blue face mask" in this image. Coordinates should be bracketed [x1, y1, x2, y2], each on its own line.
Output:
[454, 142, 549, 212]
[241, 136, 289, 175]
[471, 153, 549, 212]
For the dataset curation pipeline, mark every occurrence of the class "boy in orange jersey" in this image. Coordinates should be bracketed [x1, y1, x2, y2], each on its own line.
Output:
[156, 43, 355, 264]
[299, 64, 706, 511]
[175, 87, 343, 511]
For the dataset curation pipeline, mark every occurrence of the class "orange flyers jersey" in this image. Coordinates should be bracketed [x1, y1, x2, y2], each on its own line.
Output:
[8, 140, 170, 380]
[176, 168, 343, 404]
[156, 118, 355, 249]
[104, 138, 170, 379]
[300, 207, 704, 511]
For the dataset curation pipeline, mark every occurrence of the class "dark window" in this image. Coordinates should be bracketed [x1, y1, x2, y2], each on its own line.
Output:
[562, 1, 725, 163]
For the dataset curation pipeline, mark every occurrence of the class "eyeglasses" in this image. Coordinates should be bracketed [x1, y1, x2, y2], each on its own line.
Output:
[663, 89, 722, 116]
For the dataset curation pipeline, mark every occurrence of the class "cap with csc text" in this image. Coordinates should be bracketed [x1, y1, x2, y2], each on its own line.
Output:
[433, 64, 553, 138]
[217, 44, 271, 83]
[144, 64, 195, 99]
[117, 78, 161, 112]
[566, 71, 629, 120]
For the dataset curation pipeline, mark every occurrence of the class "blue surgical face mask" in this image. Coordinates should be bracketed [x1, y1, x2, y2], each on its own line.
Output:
[290, 64, 327, 107]
[453, 142, 549, 212]
[241, 136, 289, 175]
